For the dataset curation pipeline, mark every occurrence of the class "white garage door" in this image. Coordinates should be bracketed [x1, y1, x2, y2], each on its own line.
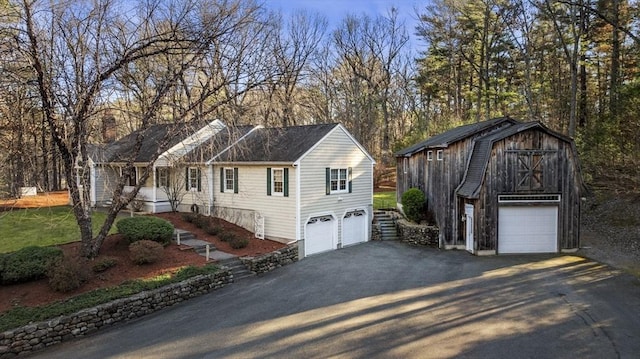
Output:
[305, 215, 335, 256]
[498, 206, 558, 253]
[342, 210, 367, 247]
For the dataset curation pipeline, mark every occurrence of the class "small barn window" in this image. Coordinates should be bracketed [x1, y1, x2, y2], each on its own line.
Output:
[427, 151, 433, 161]
[437, 150, 444, 161]
[517, 152, 544, 190]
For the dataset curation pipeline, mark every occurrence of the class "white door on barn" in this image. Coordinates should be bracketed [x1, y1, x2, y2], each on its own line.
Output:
[305, 215, 336, 256]
[465, 204, 474, 253]
[498, 206, 558, 253]
[342, 210, 367, 247]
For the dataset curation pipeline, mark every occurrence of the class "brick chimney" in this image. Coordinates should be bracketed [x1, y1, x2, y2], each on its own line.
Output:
[102, 113, 116, 143]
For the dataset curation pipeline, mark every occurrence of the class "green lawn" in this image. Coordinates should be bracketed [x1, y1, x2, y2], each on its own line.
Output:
[0, 206, 118, 253]
[374, 191, 396, 210]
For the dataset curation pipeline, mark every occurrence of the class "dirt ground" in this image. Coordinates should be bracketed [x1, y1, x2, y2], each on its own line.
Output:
[0, 192, 286, 312]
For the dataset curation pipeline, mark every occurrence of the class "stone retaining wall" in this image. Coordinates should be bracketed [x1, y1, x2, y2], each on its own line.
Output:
[397, 219, 439, 247]
[371, 223, 382, 241]
[0, 269, 232, 358]
[240, 244, 298, 274]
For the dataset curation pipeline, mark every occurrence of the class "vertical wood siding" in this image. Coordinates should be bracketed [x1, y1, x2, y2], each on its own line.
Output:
[474, 129, 581, 251]
[397, 125, 582, 252]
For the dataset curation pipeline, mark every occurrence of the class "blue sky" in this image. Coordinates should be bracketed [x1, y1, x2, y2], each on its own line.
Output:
[263, 0, 424, 51]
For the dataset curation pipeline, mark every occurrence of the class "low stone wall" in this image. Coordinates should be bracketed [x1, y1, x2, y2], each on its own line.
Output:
[240, 244, 298, 274]
[0, 269, 232, 358]
[397, 219, 439, 247]
[371, 223, 382, 241]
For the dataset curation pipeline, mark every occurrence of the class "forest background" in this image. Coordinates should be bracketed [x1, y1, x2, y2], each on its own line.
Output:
[0, 0, 637, 255]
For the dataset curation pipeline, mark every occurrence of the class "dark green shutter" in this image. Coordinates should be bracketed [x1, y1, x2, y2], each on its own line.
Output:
[197, 168, 202, 192]
[219, 167, 224, 192]
[267, 168, 272, 196]
[348, 167, 353, 193]
[155, 168, 159, 188]
[325, 168, 330, 195]
[283, 168, 289, 197]
[185, 167, 190, 190]
[233, 168, 238, 194]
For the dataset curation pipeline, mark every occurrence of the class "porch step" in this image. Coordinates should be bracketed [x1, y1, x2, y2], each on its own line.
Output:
[173, 230, 217, 252]
[173, 230, 196, 242]
[218, 257, 255, 281]
[374, 211, 399, 241]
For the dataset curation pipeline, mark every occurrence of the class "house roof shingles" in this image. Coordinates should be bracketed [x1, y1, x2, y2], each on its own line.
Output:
[184, 125, 255, 164]
[212, 123, 339, 163]
[93, 121, 347, 165]
[95, 122, 204, 163]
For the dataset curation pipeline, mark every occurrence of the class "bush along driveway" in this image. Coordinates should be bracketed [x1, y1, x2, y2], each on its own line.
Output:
[27, 241, 640, 359]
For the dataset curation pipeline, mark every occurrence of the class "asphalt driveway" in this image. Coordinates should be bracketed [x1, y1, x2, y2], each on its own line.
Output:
[29, 241, 640, 359]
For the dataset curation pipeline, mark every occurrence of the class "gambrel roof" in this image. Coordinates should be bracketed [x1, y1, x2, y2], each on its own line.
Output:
[456, 121, 576, 199]
[395, 117, 518, 157]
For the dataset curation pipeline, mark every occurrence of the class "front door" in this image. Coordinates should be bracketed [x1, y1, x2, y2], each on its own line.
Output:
[465, 204, 474, 253]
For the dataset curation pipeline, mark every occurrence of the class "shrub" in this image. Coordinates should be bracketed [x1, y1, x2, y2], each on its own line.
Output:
[193, 214, 210, 229]
[228, 236, 249, 249]
[129, 240, 164, 265]
[92, 257, 118, 273]
[116, 216, 174, 246]
[0, 246, 63, 284]
[401, 188, 426, 223]
[218, 232, 235, 242]
[181, 212, 197, 223]
[205, 224, 222, 236]
[47, 256, 90, 292]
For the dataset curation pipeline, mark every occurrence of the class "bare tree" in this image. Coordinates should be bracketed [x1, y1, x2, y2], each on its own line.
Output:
[5, 0, 273, 258]
[333, 8, 409, 163]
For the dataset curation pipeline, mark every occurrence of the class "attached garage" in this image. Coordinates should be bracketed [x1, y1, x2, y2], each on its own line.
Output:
[498, 206, 558, 253]
[342, 209, 368, 247]
[305, 215, 336, 256]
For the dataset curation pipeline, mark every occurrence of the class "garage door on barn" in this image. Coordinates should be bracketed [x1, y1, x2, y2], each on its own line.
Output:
[305, 215, 336, 256]
[342, 209, 367, 247]
[498, 196, 560, 253]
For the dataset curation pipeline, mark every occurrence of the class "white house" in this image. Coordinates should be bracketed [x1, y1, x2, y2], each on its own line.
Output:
[84, 120, 226, 213]
[87, 121, 375, 257]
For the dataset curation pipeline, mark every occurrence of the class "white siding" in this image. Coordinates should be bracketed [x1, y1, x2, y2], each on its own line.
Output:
[178, 165, 212, 213]
[298, 127, 374, 246]
[95, 166, 120, 204]
[213, 165, 296, 242]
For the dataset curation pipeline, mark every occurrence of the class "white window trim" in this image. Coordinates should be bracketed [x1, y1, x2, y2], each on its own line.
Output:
[157, 168, 169, 187]
[121, 166, 139, 186]
[271, 168, 284, 196]
[427, 150, 433, 161]
[437, 150, 444, 161]
[223, 167, 235, 193]
[330, 168, 349, 194]
[188, 167, 199, 192]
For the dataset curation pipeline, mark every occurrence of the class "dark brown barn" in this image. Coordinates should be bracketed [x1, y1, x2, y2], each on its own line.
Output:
[395, 117, 583, 254]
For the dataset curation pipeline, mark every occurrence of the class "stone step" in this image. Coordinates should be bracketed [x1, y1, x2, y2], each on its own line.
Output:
[374, 211, 399, 241]
[194, 244, 217, 254]
[218, 257, 255, 281]
[173, 231, 196, 241]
